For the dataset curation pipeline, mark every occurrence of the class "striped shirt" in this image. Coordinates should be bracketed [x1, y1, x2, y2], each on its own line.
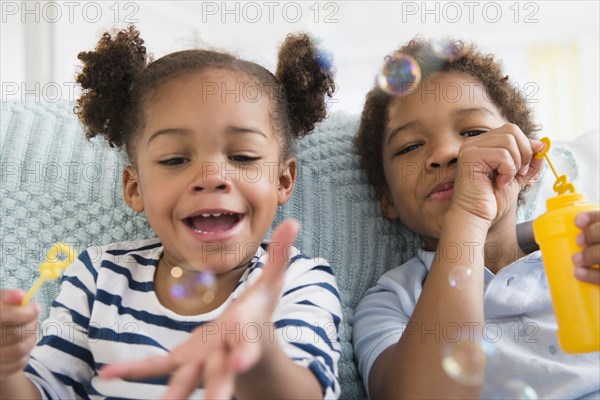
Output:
[25, 239, 342, 399]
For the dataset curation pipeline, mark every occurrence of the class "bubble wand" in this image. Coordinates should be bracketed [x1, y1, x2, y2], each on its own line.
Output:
[21, 243, 77, 305]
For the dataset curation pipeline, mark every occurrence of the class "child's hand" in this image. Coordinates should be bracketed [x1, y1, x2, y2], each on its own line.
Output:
[573, 210, 600, 284]
[101, 219, 301, 399]
[451, 123, 544, 224]
[0, 289, 39, 381]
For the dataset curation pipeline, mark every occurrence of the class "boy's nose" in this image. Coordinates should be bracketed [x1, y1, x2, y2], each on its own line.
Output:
[426, 141, 459, 169]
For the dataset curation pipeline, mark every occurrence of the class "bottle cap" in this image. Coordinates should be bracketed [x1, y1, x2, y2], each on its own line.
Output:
[546, 192, 588, 211]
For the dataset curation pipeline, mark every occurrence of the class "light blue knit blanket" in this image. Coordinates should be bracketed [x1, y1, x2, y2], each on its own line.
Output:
[1, 100, 591, 399]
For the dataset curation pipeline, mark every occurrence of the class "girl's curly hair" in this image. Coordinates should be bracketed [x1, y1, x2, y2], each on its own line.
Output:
[75, 25, 335, 160]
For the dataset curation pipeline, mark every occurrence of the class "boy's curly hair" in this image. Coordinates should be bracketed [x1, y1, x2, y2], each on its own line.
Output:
[354, 38, 540, 203]
[75, 25, 335, 160]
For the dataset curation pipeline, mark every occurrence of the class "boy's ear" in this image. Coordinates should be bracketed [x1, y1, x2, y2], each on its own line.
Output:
[277, 158, 297, 205]
[123, 166, 144, 212]
[380, 190, 399, 220]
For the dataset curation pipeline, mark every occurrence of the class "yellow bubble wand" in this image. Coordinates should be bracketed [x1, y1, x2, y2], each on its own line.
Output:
[535, 137, 575, 195]
[21, 243, 78, 305]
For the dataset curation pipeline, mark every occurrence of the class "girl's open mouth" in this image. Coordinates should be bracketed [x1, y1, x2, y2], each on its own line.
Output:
[184, 212, 243, 235]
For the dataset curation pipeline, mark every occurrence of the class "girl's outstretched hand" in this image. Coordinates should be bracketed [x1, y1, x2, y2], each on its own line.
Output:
[100, 219, 301, 399]
[573, 210, 600, 285]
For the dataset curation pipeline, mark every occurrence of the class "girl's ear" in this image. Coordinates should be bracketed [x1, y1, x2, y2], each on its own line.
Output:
[277, 158, 297, 205]
[380, 190, 399, 220]
[123, 166, 144, 212]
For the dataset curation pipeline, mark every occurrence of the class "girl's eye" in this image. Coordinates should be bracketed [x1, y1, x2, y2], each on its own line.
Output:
[461, 130, 486, 138]
[230, 155, 260, 163]
[158, 157, 188, 166]
[395, 143, 421, 156]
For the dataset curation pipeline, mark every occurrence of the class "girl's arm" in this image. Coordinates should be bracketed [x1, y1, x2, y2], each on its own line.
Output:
[103, 219, 340, 399]
[0, 290, 42, 400]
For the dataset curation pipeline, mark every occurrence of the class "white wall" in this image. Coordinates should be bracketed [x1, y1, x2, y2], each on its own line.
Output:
[1, 1, 598, 141]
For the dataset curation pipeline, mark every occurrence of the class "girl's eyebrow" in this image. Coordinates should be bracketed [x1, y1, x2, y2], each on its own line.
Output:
[225, 126, 268, 139]
[147, 126, 267, 146]
[147, 128, 188, 145]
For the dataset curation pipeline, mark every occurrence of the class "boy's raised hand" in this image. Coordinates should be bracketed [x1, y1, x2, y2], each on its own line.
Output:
[573, 210, 600, 284]
[451, 123, 544, 225]
[0, 289, 39, 380]
[101, 219, 301, 399]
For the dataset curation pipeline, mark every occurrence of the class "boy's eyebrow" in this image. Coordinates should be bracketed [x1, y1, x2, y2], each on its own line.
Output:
[387, 121, 417, 145]
[147, 126, 268, 146]
[454, 107, 496, 117]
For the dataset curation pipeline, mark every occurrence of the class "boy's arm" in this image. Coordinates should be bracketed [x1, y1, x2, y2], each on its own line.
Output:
[369, 126, 543, 398]
[369, 209, 489, 399]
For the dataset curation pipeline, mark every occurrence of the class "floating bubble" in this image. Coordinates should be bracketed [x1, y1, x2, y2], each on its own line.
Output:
[377, 54, 421, 96]
[315, 48, 334, 71]
[441, 338, 493, 386]
[169, 268, 217, 303]
[448, 266, 473, 289]
[430, 38, 467, 62]
[491, 380, 539, 400]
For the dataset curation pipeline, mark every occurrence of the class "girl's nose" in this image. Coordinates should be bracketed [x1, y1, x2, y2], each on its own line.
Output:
[190, 163, 232, 193]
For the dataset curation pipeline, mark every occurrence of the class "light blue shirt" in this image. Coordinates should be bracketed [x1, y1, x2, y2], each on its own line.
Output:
[353, 249, 600, 399]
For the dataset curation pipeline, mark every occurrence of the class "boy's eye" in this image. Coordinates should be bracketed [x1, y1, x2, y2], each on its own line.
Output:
[461, 130, 486, 138]
[395, 143, 421, 156]
[230, 155, 260, 163]
[158, 157, 188, 166]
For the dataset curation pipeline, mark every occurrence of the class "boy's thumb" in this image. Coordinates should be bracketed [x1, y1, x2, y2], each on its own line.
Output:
[0, 289, 27, 305]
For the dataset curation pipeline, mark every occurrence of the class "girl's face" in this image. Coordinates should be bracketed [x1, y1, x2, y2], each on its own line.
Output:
[123, 69, 295, 274]
[380, 72, 507, 249]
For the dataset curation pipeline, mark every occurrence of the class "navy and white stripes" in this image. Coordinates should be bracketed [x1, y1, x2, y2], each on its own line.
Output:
[25, 239, 342, 399]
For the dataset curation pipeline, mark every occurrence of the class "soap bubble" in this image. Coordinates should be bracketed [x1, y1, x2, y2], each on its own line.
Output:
[430, 38, 467, 62]
[448, 266, 473, 289]
[315, 48, 334, 71]
[377, 54, 421, 96]
[169, 268, 217, 303]
[441, 337, 494, 386]
[490, 380, 539, 400]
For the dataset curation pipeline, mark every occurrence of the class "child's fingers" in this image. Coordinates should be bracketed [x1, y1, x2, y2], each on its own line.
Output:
[100, 355, 176, 380]
[574, 266, 600, 285]
[162, 363, 204, 400]
[262, 219, 300, 286]
[0, 354, 31, 377]
[203, 350, 235, 400]
[575, 210, 600, 230]
[228, 335, 262, 373]
[573, 244, 600, 268]
[0, 289, 26, 305]
[0, 292, 39, 326]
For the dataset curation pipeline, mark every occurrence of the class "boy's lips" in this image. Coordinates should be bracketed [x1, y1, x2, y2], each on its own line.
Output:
[427, 181, 454, 200]
[183, 209, 244, 242]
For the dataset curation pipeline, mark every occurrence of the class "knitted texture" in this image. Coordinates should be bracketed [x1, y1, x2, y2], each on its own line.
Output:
[1, 100, 593, 399]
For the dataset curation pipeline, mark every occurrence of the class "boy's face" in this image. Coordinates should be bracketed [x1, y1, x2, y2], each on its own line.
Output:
[380, 72, 507, 249]
[123, 69, 295, 274]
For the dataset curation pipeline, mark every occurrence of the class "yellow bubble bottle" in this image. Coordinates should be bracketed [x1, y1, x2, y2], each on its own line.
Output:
[532, 137, 600, 353]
